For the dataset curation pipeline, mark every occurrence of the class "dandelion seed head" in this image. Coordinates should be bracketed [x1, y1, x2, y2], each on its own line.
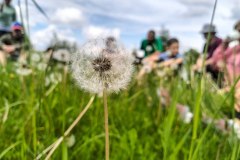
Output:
[92, 57, 112, 72]
[31, 53, 41, 62]
[16, 64, 32, 76]
[52, 49, 70, 63]
[71, 38, 134, 94]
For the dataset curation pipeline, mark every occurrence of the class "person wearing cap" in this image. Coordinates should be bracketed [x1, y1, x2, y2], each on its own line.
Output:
[201, 24, 222, 59]
[140, 30, 163, 57]
[0, 22, 27, 65]
[213, 30, 240, 131]
[194, 21, 240, 123]
[193, 24, 223, 81]
[0, 0, 16, 37]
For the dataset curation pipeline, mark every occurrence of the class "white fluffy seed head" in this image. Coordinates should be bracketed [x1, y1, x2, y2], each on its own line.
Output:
[71, 38, 134, 94]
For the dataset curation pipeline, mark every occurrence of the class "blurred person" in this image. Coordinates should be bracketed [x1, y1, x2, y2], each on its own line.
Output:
[0, 22, 25, 66]
[144, 38, 183, 67]
[137, 38, 183, 79]
[0, 0, 16, 37]
[201, 24, 222, 59]
[140, 30, 163, 57]
[207, 34, 240, 134]
[104, 36, 117, 53]
[193, 23, 240, 75]
[228, 20, 240, 48]
[193, 24, 222, 81]
[202, 28, 240, 127]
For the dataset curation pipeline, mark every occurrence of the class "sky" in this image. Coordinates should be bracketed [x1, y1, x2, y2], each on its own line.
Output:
[12, 0, 240, 52]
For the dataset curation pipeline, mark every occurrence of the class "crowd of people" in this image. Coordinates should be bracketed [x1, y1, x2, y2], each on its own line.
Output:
[136, 20, 240, 133]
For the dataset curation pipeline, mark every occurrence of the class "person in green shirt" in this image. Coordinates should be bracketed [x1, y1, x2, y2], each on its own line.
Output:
[140, 30, 163, 57]
[0, 0, 16, 37]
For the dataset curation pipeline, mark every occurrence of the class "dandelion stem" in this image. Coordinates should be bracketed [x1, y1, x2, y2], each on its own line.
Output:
[36, 95, 95, 160]
[103, 88, 109, 160]
[63, 96, 94, 137]
[35, 141, 58, 160]
[44, 137, 64, 160]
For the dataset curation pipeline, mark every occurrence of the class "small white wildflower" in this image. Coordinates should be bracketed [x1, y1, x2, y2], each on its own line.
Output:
[156, 70, 166, 77]
[31, 53, 41, 62]
[45, 73, 62, 86]
[50, 73, 62, 84]
[183, 112, 193, 124]
[71, 38, 134, 93]
[65, 134, 76, 148]
[37, 63, 47, 71]
[227, 119, 234, 127]
[16, 67, 32, 76]
[52, 49, 70, 63]
[180, 68, 189, 83]
[229, 119, 240, 139]
[136, 50, 145, 58]
[179, 106, 193, 124]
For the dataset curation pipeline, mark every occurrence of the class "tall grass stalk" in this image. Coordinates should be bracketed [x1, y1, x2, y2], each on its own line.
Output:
[36, 96, 95, 160]
[189, 0, 218, 159]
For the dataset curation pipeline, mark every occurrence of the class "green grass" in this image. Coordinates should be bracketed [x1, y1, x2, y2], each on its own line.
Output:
[0, 57, 239, 160]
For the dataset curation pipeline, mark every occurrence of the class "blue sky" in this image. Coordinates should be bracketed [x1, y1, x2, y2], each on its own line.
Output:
[12, 0, 240, 52]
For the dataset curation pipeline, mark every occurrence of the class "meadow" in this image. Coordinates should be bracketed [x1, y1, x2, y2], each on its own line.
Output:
[0, 50, 240, 160]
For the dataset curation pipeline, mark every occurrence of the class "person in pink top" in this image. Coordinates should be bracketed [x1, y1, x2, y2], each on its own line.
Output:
[209, 29, 240, 121]
[193, 21, 240, 120]
[210, 42, 240, 87]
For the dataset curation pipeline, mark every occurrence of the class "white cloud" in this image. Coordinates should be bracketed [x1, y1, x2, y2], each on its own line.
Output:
[180, 0, 213, 6]
[31, 25, 77, 50]
[83, 25, 121, 39]
[52, 8, 85, 27]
